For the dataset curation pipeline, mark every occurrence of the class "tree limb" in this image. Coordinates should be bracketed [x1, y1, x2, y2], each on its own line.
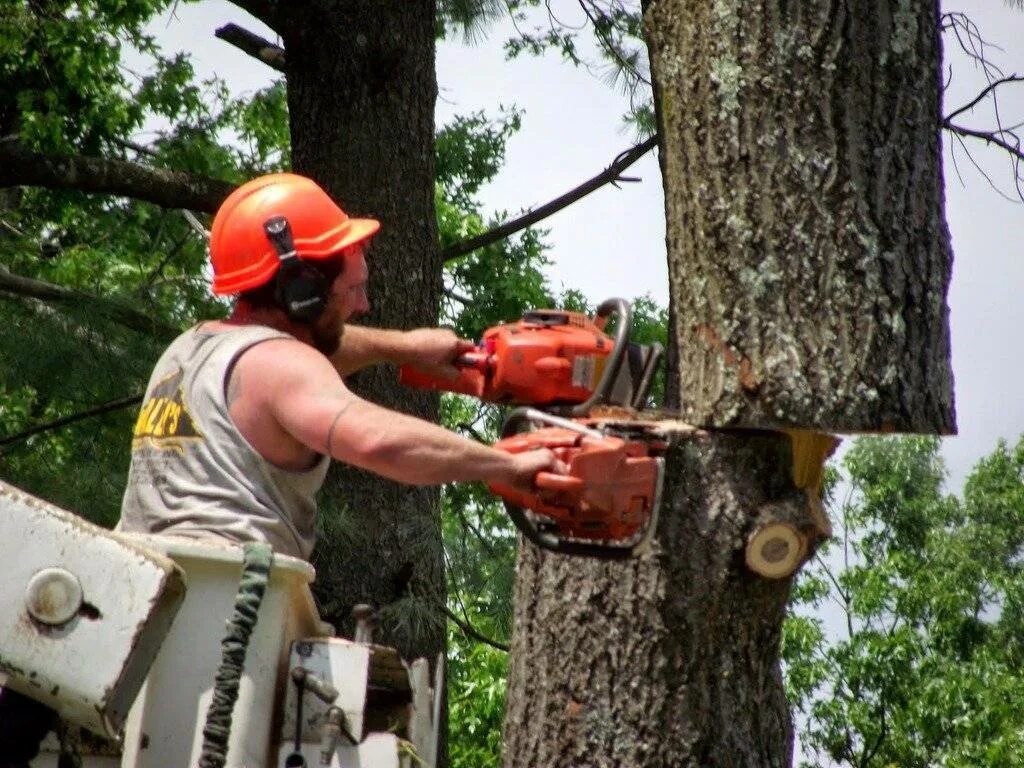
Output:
[215, 23, 286, 72]
[0, 138, 235, 213]
[0, 266, 181, 340]
[441, 134, 658, 262]
[943, 121, 1024, 164]
[442, 603, 509, 652]
[0, 392, 143, 453]
[945, 75, 1024, 123]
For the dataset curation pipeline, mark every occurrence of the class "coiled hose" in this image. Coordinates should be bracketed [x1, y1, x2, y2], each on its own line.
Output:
[197, 542, 274, 768]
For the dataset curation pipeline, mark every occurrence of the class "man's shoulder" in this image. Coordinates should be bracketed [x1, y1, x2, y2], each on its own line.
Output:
[233, 330, 334, 386]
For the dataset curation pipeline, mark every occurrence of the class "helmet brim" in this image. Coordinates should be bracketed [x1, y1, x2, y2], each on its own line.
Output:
[300, 217, 380, 261]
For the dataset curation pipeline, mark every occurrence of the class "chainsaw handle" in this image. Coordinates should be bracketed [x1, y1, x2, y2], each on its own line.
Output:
[503, 501, 641, 561]
[535, 472, 583, 496]
[570, 297, 632, 416]
[453, 351, 489, 371]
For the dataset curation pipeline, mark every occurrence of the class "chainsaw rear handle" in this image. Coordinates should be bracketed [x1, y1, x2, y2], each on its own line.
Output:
[502, 504, 641, 560]
[569, 297, 632, 417]
[453, 350, 489, 371]
[499, 407, 639, 560]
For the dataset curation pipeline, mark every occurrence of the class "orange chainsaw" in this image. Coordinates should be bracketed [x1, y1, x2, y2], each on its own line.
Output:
[399, 298, 663, 415]
[487, 408, 666, 559]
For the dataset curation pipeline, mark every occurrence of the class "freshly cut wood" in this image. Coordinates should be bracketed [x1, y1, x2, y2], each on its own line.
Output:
[746, 521, 807, 580]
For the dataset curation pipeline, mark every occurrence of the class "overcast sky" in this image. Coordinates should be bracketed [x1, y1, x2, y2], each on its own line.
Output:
[149, 1, 1024, 493]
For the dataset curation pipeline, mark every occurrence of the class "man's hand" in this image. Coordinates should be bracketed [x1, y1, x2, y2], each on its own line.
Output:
[402, 328, 478, 382]
[503, 449, 570, 494]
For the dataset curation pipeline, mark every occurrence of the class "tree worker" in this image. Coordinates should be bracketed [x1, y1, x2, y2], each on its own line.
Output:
[115, 172, 565, 558]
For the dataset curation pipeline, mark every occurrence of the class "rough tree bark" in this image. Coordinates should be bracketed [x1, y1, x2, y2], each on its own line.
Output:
[503, 2, 954, 766]
[278, 0, 445, 661]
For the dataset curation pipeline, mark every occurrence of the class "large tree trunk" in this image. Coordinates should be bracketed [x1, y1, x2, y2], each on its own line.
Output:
[503, 2, 953, 766]
[280, 0, 445, 661]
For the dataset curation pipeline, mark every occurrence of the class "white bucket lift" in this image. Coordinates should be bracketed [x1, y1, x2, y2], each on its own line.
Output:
[0, 480, 441, 768]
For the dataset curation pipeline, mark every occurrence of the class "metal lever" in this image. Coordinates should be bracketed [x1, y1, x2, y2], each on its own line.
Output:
[320, 706, 358, 765]
[292, 667, 339, 705]
[285, 667, 340, 767]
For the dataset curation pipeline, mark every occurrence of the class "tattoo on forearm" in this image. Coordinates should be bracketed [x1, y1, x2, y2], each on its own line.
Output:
[325, 401, 353, 455]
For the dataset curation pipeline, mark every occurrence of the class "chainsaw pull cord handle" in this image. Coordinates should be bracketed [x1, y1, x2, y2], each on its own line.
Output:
[570, 297, 632, 417]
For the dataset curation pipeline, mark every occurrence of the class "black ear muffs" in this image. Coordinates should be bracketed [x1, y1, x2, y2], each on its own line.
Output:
[263, 216, 329, 323]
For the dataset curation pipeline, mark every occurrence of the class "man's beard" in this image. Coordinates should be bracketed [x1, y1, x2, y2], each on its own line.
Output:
[311, 314, 345, 356]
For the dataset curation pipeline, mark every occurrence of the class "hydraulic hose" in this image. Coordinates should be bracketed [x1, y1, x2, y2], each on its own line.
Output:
[198, 542, 274, 768]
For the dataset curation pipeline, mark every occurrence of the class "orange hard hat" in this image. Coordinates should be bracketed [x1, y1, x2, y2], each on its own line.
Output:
[209, 173, 380, 295]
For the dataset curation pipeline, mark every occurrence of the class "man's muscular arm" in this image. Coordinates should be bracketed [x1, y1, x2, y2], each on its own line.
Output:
[255, 339, 560, 489]
[330, 325, 475, 378]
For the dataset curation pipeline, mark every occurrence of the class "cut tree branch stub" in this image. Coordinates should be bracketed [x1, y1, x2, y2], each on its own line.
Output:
[223, 0, 279, 35]
[215, 23, 286, 72]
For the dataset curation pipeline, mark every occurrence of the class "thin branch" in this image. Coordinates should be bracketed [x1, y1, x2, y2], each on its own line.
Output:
[444, 287, 473, 305]
[858, 704, 889, 768]
[455, 422, 489, 443]
[944, 121, 1024, 200]
[442, 603, 509, 652]
[577, 0, 651, 87]
[945, 75, 1024, 122]
[442, 134, 657, 261]
[0, 265, 181, 340]
[215, 23, 286, 72]
[109, 135, 159, 159]
[0, 217, 26, 237]
[0, 393, 143, 453]
[0, 138, 234, 213]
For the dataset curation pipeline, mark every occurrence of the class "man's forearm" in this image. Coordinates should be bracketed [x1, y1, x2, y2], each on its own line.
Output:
[331, 325, 410, 376]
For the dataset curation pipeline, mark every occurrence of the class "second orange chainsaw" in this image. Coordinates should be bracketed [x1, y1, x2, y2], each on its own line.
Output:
[399, 298, 663, 414]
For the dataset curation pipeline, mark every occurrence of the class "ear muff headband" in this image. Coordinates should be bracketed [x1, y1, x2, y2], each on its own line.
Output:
[263, 215, 329, 323]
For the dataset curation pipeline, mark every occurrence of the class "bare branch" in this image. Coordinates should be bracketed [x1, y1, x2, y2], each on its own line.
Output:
[442, 134, 657, 261]
[444, 287, 472, 305]
[944, 121, 1024, 164]
[945, 75, 1024, 122]
[0, 393, 143, 454]
[215, 23, 286, 72]
[0, 265, 181, 340]
[949, 130, 1019, 204]
[0, 138, 234, 213]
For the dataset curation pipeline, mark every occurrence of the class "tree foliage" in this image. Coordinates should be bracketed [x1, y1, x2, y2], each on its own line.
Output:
[785, 436, 1024, 768]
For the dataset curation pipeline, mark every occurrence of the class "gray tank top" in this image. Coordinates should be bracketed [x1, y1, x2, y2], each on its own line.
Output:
[118, 324, 329, 559]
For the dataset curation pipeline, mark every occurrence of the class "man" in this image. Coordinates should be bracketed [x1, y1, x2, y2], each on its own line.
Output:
[116, 172, 562, 558]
